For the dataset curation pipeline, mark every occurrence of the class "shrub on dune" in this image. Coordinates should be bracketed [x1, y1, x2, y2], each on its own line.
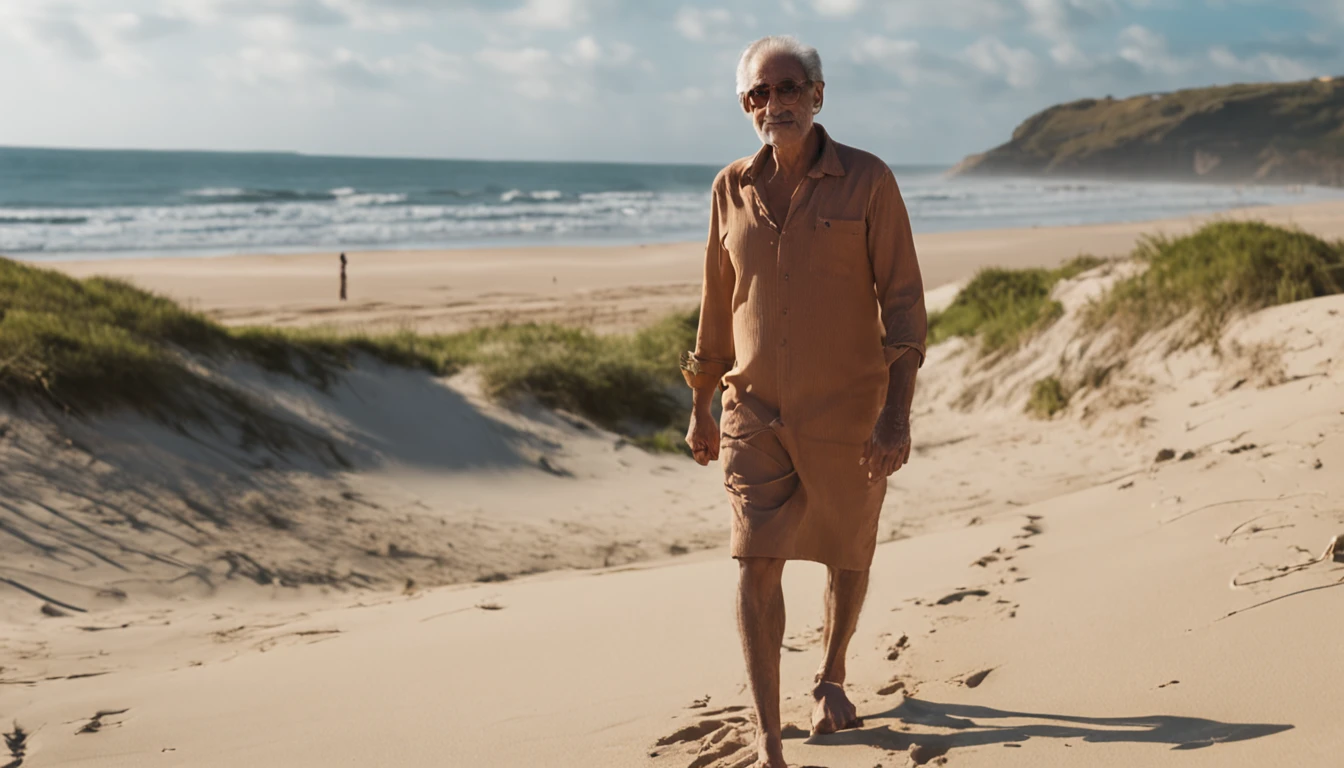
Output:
[1086, 221, 1344, 343]
[928, 255, 1105, 354]
[473, 324, 682, 430]
[1026, 376, 1069, 419]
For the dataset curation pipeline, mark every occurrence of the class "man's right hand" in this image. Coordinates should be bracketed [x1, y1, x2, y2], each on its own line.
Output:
[685, 407, 721, 466]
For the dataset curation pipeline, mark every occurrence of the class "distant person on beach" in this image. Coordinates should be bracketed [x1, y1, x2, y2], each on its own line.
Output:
[681, 35, 926, 768]
[339, 252, 347, 301]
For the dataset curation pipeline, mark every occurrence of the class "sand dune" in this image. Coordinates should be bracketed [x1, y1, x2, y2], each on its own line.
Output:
[0, 359, 730, 612]
[5, 206, 1344, 767]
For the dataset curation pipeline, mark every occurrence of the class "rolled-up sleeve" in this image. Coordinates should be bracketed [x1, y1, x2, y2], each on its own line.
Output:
[866, 167, 927, 368]
[684, 176, 736, 389]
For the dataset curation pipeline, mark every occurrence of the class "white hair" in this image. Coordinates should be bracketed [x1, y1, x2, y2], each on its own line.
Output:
[735, 35, 824, 94]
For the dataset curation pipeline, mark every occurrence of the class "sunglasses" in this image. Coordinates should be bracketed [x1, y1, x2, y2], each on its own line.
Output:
[744, 79, 813, 109]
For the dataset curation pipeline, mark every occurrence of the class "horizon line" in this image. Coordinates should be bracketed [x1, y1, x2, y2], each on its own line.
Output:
[0, 142, 957, 169]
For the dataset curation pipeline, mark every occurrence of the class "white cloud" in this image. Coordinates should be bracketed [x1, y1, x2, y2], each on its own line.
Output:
[475, 37, 646, 102]
[852, 35, 923, 82]
[241, 14, 300, 42]
[326, 0, 433, 30]
[400, 44, 465, 81]
[883, 0, 1015, 30]
[1022, 0, 1118, 42]
[851, 35, 962, 88]
[1049, 40, 1088, 66]
[664, 86, 707, 103]
[561, 36, 636, 67]
[964, 36, 1040, 88]
[167, 0, 348, 26]
[1117, 24, 1186, 74]
[169, 0, 482, 30]
[211, 42, 461, 88]
[572, 35, 602, 63]
[812, 0, 864, 16]
[504, 0, 590, 29]
[0, 4, 183, 74]
[1208, 45, 1315, 81]
[675, 7, 732, 41]
[476, 46, 552, 75]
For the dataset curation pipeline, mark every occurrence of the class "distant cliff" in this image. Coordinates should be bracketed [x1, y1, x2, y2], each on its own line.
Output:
[950, 77, 1344, 186]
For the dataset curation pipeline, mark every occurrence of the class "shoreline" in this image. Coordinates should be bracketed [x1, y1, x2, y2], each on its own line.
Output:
[13, 190, 1344, 264]
[40, 199, 1344, 335]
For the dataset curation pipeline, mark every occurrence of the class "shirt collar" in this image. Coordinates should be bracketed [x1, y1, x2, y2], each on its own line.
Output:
[741, 124, 846, 187]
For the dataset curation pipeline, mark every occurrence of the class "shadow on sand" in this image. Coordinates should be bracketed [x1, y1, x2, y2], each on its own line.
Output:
[802, 697, 1293, 762]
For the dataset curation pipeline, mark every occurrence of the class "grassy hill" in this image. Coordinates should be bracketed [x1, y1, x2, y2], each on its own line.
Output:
[951, 77, 1344, 185]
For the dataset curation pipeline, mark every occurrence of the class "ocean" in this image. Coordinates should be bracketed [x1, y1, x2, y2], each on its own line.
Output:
[3, 146, 1343, 260]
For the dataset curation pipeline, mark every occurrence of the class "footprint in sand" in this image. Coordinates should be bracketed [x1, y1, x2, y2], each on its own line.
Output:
[908, 741, 951, 766]
[962, 669, 994, 689]
[877, 678, 906, 696]
[785, 624, 824, 651]
[653, 710, 757, 768]
[935, 589, 990, 606]
[1014, 518, 1044, 539]
[886, 633, 909, 660]
[76, 708, 129, 735]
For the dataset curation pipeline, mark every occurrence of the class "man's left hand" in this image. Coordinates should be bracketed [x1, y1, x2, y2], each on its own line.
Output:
[861, 410, 912, 484]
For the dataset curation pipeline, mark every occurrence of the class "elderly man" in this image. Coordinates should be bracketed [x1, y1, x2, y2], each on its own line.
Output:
[681, 35, 926, 767]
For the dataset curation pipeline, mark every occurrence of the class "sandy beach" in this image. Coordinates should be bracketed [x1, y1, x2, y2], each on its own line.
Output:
[48, 199, 1344, 334]
[4, 200, 1344, 768]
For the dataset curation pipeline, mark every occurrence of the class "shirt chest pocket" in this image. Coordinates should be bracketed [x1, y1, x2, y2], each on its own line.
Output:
[810, 216, 869, 278]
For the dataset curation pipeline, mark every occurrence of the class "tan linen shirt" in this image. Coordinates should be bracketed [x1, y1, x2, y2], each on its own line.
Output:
[688, 125, 927, 570]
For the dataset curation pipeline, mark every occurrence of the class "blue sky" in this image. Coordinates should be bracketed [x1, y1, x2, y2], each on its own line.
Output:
[2, 0, 1342, 165]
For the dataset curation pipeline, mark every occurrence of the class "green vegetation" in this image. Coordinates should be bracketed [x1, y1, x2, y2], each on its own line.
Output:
[235, 317, 697, 430]
[954, 77, 1344, 186]
[928, 255, 1104, 354]
[1085, 221, 1344, 343]
[0, 259, 232, 416]
[465, 317, 694, 429]
[630, 427, 694, 456]
[1026, 376, 1069, 419]
[0, 257, 699, 451]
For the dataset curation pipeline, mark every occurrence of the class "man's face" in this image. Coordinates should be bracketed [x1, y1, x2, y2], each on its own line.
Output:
[741, 52, 824, 149]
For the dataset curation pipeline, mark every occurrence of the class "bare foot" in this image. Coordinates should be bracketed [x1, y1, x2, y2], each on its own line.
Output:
[810, 680, 864, 735]
[756, 732, 787, 767]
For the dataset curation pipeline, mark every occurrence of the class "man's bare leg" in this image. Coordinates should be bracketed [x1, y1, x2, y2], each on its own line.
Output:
[811, 566, 869, 735]
[738, 557, 788, 768]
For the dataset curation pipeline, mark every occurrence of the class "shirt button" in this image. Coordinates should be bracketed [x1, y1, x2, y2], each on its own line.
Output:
[782, 309, 789, 316]
[781, 339, 788, 347]
[783, 273, 790, 281]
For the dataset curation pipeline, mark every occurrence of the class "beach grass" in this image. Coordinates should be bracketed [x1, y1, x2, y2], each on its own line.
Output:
[227, 310, 698, 442]
[928, 255, 1104, 354]
[0, 259, 229, 415]
[1026, 376, 1069, 419]
[0, 256, 698, 451]
[1084, 221, 1344, 344]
